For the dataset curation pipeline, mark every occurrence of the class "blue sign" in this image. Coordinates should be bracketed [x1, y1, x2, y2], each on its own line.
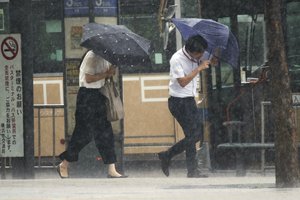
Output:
[64, 0, 117, 17]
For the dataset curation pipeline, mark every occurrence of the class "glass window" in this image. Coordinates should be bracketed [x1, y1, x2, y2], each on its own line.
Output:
[32, 0, 64, 73]
[181, 0, 199, 18]
[216, 15, 266, 88]
[119, 0, 172, 73]
[237, 14, 265, 72]
[0, 1, 9, 33]
[287, 1, 300, 92]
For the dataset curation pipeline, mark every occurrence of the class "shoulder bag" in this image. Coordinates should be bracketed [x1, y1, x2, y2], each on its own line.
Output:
[99, 77, 124, 121]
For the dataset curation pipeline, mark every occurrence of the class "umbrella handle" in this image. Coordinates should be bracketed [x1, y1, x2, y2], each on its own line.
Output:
[208, 49, 213, 61]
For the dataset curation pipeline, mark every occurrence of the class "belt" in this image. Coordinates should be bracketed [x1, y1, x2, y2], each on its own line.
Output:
[170, 96, 194, 99]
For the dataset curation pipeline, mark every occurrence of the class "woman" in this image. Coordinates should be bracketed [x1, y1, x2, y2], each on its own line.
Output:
[57, 50, 127, 178]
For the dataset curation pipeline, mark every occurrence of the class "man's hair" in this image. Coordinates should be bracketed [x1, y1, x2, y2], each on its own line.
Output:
[185, 35, 208, 53]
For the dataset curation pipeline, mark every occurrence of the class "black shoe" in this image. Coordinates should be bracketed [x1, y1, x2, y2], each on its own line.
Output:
[158, 151, 170, 177]
[187, 171, 208, 178]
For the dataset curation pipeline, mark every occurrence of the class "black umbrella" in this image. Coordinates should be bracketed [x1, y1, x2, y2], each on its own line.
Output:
[80, 23, 152, 67]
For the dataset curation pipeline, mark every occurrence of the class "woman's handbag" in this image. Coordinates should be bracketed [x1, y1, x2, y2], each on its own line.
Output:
[100, 77, 124, 121]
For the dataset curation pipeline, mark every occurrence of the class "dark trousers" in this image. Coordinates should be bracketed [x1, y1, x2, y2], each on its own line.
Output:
[167, 96, 203, 173]
[59, 87, 116, 164]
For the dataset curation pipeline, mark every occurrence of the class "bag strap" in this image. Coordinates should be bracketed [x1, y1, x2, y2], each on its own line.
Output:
[104, 77, 114, 83]
[105, 77, 118, 97]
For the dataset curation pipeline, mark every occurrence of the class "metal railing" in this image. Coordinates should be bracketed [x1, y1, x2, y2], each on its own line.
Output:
[34, 104, 65, 168]
[260, 101, 299, 172]
[1, 105, 65, 178]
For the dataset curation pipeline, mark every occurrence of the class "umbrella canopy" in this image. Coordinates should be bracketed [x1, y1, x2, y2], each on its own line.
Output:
[219, 31, 240, 68]
[171, 18, 239, 68]
[80, 23, 152, 67]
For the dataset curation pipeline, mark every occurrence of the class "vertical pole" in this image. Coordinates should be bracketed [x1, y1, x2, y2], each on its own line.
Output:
[1, 158, 6, 179]
[89, 0, 95, 23]
[261, 101, 271, 174]
[10, 0, 35, 179]
[197, 0, 202, 18]
[52, 108, 56, 167]
[261, 101, 266, 174]
[262, 19, 268, 63]
[174, 0, 182, 50]
[38, 108, 41, 168]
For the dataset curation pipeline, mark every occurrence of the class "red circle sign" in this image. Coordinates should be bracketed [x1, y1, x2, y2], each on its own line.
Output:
[1, 36, 19, 60]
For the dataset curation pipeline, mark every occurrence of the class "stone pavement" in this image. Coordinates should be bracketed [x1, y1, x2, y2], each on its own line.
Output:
[0, 168, 300, 200]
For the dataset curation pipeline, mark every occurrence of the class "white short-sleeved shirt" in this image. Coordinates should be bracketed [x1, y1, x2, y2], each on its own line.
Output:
[79, 51, 110, 89]
[169, 47, 208, 98]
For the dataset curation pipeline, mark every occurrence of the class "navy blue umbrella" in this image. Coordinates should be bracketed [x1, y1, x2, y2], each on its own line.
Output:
[171, 18, 239, 68]
[220, 31, 240, 68]
[80, 23, 152, 67]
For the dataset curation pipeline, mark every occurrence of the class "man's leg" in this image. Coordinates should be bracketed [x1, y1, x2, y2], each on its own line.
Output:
[159, 97, 203, 176]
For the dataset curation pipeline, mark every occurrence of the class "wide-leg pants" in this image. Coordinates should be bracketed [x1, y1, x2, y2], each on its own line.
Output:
[167, 96, 203, 173]
[59, 87, 116, 164]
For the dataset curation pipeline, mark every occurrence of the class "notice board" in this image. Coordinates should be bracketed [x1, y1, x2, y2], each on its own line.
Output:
[0, 34, 24, 157]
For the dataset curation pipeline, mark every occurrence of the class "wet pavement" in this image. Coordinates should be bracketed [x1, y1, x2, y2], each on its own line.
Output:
[0, 168, 300, 200]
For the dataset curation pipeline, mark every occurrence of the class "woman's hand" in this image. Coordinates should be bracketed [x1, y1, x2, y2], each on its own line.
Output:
[106, 65, 117, 78]
[85, 65, 117, 83]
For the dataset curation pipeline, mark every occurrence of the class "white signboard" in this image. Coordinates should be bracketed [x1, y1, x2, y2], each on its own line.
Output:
[0, 34, 24, 157]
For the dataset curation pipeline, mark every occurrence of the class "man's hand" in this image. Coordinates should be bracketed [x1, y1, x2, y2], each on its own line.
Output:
[177, 60, 210, 88]
[198, 60, 210, 72]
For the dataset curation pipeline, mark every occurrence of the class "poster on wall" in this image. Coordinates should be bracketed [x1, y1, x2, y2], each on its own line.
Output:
[65, 17, 117, 58]
[0, 34, 24, 157]
[66, 59, 80, 86]
[64, 0, 117, 17]
[65, 17, 89, 59]
[71, 26, 83, 50]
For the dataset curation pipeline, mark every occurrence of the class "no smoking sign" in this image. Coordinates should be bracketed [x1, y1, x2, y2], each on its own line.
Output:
[1, 36, 19, 60]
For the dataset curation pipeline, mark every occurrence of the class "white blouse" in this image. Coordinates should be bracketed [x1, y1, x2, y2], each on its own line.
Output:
[79, 51, 110, 89]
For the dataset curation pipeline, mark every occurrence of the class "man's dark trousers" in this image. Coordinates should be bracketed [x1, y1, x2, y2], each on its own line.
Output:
[167, 96, 203, 174]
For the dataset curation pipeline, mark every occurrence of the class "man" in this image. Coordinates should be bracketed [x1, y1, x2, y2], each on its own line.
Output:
[158, 35, 216, 178]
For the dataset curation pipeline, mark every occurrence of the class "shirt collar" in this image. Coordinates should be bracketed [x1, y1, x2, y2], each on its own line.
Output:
[182, 46, 200, 64]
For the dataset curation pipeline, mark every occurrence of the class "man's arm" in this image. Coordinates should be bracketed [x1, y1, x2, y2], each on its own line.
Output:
[177, 60, 210, 88]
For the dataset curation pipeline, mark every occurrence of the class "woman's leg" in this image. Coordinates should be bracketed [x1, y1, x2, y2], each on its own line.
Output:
[92, 93, 125, 177]
[57, 159, 69, 178]
[94, 120, 124, 177]
[57, 88, 93, 177]
[57, 112, 92, 178]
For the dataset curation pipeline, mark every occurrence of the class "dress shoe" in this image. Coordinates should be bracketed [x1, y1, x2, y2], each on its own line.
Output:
[57, 164, 69, 178]
[107, 174, 128, 178]
[187, 170, 208, 178]
[158, 151, 170, 177]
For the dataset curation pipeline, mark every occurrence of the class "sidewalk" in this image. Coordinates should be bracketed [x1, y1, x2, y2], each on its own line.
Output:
[1, 167, 300, 200]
